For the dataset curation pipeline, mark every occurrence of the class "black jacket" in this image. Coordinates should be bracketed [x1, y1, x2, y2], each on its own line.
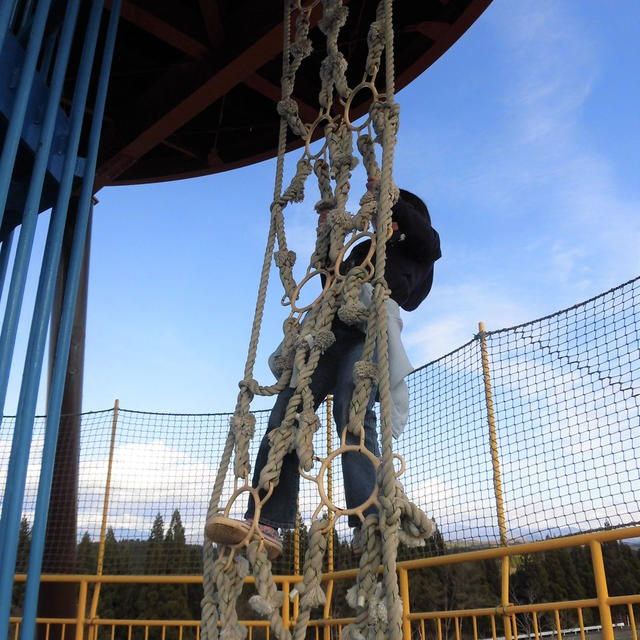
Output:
[342, 197, 441, 311]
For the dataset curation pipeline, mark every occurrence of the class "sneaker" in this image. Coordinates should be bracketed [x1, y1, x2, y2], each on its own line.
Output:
[205, 516, 283, 559]
[254, 521, 283, 559]
[351, 526, 364, 556]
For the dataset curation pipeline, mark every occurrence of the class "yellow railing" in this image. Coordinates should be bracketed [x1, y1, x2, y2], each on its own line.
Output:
[11, 525, 640, 640]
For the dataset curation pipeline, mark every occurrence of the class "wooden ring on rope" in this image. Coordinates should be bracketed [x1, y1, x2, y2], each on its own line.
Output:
[304, 113, 333, 160]
[217, 481, 275, 565]
[299, 443, 380, 524]
[294, 0, 320, 11]
[283, 267, 332, 315]
[343, 81, 380, 132]
[392, 453, 406, 479]
[333, 231, 376, 283]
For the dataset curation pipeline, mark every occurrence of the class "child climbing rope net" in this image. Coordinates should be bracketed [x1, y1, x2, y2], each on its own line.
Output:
[201, 1, 440, 639]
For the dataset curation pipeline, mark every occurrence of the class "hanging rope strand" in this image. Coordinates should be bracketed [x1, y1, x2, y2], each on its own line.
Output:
[204, 1, 434, 638]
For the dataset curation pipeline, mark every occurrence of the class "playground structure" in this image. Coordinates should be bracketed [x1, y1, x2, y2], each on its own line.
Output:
[4, 275, 640, 638]
[1, 0, 493, 637]
[1, 1, 639, 639]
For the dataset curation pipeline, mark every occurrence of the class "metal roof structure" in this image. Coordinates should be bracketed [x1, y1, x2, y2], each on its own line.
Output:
[1, 0, 492, 238]
[91, 0, 492, 186]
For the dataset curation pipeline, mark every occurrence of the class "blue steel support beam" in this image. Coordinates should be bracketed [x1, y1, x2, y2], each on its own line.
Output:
[0, 0, 52, 228]
[0, 2, 108, 633]
[0, 1, 19, 56]
[0, 230, 14, 302]
[20, 1, 121, 636]
[3, 0, 79, 632]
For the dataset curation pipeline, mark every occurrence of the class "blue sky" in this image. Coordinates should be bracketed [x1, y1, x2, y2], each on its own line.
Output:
[5, 0, 640, 415]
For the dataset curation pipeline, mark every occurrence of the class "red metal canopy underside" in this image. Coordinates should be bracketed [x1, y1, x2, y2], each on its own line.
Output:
[90, 0, 492, 189]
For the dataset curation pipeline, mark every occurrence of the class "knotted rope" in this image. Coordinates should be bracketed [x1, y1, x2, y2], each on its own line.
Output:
[202, 2, 434, 639]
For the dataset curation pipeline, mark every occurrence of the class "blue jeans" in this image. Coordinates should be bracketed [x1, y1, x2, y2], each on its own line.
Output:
[246, 320, 379, 529]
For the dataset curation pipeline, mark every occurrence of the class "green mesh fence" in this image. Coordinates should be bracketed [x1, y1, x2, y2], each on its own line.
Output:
[2, 276, 639, 576]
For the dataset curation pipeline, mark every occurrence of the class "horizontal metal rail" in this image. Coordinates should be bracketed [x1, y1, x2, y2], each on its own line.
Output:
[8, 525, 640, 640]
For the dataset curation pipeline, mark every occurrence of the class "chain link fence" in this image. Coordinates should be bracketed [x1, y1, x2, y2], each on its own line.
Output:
[2, 277, 639, 576]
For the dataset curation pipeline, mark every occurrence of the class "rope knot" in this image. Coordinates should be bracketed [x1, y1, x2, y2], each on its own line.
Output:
[274, 250, 296, 269]
[290, 32, 312, 61]
[277, 97, 308, 137]
[296, 410, 320, 471]
[318, 0, 349, 36]
[295, 333, 315, 353]
[314, 329, 335, 352]
[283, 158, 312, 203]
[231, 413, 256, 441]
[237, 379, 258, 401]
[329, 209, 353, 232]
[338, 300, 369, 326]
[271, 352, 294, 378]
[353, 360, 378, 385]
[270, 197, 286, 213]
[371, 100, 401, 143]
[366, 19, 385, 76]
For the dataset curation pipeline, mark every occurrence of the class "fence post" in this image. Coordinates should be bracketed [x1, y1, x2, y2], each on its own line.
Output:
[87, 399, 120, 640]
[293, 508, 300, 622]
[282, 580, 291, 634]
[590, 539, 614, 640]
[323, 395, 334, 639]
[398, 566, 411, 640]
[75, 578, 88, 640]
[478, 322, 513, 640]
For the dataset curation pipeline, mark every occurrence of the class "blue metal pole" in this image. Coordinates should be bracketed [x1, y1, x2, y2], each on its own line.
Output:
[0, 2, 106, 633]
[38, 26, 59, 79]
[0, 230, 14, 302]
[17, 0, 37, 43]
[3, 0, 81, 416]
[20, 2, 121, 637]
[0, 0, 19, 56]
[0, 0, 53, 228]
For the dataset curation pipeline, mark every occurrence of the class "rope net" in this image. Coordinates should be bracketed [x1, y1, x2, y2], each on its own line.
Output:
[3, 275, 639, 578]
[190, 0, 437, 634]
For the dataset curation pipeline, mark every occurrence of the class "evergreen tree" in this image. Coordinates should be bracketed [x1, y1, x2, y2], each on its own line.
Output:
[602, 540, 640, 624]
[16, 517, 31, 572]
[511, 553, 553, 631]
[165, 510, 187, 574]
[146, 513, 166, 574]
[77, 532, 98, 574]
[11, 517, 32, 614]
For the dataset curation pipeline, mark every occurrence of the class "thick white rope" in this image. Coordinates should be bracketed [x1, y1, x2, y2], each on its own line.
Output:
[203, 2, 434, 639]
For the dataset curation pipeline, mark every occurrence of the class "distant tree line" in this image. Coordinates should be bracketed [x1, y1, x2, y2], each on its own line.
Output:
[12, 513, 640, 640]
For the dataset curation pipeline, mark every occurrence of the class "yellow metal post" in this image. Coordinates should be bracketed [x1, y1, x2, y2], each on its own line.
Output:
[590, 540, 614, 640]
[76, 579, 88, 640]
[293, 508, 300, 621]
[294, 508, 300, 576]
[577, 608, 586, 640]
[627, 603, 637, 640]
[293, 509, 300, 622]
[326, 394, 334, 573]
[323, 395, 334, 640]
[282, 581, 291, 633]
[88, 399, 120, 639]
[479, 323, 512, 640]
[478, 324, 508, 545]
[398, 567, 411, 639]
